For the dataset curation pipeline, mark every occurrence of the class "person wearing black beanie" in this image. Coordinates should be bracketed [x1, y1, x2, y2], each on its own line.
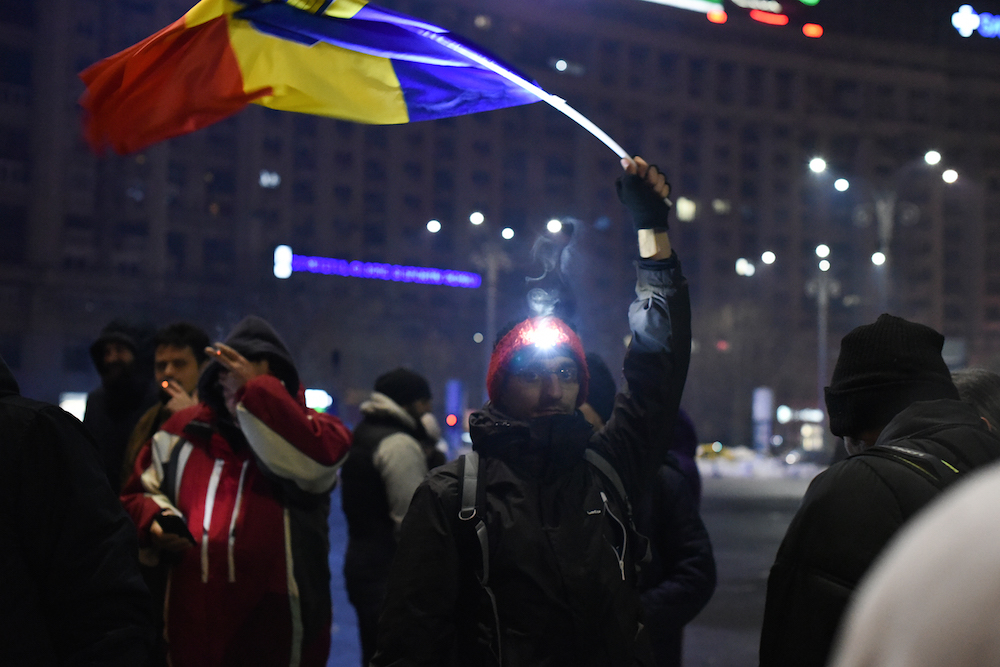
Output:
[760, 314, 1000, 667]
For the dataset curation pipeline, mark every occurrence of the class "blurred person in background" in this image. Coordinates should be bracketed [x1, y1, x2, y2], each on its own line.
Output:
[84, 318, 159, 492]
[341, 367, 434, 667]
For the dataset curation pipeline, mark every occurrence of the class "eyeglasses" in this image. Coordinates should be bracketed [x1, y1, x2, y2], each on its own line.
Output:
[512, 365, 579, 385]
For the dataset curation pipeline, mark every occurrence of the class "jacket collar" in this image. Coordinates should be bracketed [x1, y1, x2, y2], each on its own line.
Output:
[470, 404, 594, 477]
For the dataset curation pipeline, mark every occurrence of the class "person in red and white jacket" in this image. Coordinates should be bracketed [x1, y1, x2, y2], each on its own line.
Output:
[121, 315, 352, 667]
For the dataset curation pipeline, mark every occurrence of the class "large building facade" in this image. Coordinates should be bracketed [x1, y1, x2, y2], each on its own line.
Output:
[3, 0, 1000, 445]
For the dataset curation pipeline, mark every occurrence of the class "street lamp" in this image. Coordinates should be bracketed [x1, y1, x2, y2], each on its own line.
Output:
[807, 245, 841, 433]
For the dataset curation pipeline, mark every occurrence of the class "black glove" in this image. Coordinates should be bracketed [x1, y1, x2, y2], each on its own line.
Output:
[616, 169, 671, 231]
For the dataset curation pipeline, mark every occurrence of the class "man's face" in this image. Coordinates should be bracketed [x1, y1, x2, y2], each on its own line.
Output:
[499, 354, 580, 421]
[155, 344, 202, 394]
[101, 341, 135, 384]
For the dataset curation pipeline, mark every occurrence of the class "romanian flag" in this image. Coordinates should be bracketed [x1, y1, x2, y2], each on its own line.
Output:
[80, 0, 542, 155]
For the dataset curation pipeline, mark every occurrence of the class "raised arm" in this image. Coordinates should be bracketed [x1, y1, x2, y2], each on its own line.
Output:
[593, 156, 692, 498]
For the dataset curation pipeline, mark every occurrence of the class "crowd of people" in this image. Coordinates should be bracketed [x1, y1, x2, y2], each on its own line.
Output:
[5, 153, 1000, 667]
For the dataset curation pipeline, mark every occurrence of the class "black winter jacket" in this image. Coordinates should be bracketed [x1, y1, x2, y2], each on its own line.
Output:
[372, 257, 691, 667]
[0, 355, 152, 666]
[635, 456, 716, 667]
[759, 398, 1000, 667]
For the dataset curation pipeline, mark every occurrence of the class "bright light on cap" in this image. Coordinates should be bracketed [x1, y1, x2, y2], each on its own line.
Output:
[426, 219, 442, 233]
[872, 251, 886, 266]
[943, 169, 958, 184]
[501, 227, 515, 240]
[815, 244, 830, 258]
[761, 251, 776, 265]
[834, 178, 850, 192]
[470, 211, 485, 225]
[809, 157, 827, 173]
[547, 219, 563, 233]
[925, 150, 942, 165]
[522, 321, 568, 350]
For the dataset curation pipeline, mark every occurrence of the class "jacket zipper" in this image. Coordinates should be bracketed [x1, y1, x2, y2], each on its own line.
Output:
[201, 459, 225, 583]
[600, 491, 627, 581]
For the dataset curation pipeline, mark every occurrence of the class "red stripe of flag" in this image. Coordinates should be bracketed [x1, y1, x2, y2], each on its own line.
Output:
[80, 16, 271, 154]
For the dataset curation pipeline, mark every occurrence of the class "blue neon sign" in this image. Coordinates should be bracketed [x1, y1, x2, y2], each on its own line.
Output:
[953, 5, 1000, 38]
[273, 246, 481, 288]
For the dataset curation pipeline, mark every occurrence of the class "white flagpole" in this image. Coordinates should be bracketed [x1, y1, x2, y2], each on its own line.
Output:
[423, 31, 631, 160]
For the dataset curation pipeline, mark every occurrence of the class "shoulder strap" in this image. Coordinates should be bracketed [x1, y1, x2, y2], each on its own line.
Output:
[861, 444, 963, 490]
[584, 448, 652, 566]
[457, 451, 502, 665]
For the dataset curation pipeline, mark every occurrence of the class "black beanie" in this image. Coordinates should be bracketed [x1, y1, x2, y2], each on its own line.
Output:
[375, 368, 431, 407]
[825, 314, 959, 437]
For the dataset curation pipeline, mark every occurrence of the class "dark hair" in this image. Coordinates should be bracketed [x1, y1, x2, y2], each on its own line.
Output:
[153, 322, 211, 365]
[952, 368, 1000, 431]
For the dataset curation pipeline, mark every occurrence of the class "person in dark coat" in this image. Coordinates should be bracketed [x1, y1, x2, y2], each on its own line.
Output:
[372, 155, 690, 666]
[341, 368, 433, 667]
[635, 411, 715, 667]
[0, 353, 153, 666]
[759, 314, 1000, 667]
[582, 357, 715, 667]
[83, 318, 159, 492]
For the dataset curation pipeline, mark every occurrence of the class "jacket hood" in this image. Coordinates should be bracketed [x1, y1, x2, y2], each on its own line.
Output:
[88, 318, 156, 375]
[0, 354, 20, 397]
[199, 315, 300, 407]
[360, 392, 419, 432]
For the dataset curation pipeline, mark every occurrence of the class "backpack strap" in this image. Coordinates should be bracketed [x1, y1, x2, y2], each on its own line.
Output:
[584, 448, 652, 567]
[860, 444, 963, 490]
[457, 451, 502, 664]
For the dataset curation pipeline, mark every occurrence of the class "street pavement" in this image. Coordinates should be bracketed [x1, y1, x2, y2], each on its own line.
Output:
[326, 458, 820, 667]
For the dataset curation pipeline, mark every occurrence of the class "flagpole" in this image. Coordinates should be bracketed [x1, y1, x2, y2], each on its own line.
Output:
[423, 31, 631, 160]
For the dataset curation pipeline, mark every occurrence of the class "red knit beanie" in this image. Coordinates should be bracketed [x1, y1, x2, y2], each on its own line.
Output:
[487, 316, 589, 407]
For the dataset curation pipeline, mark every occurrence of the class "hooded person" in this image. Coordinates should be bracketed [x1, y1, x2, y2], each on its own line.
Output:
[340, 367, 434, 667]
[371, 155, 691, 667]
[759, 314, 1000, 667]
[83, 318, 160, 491]
[0, 352, 153, 666]
[120, 315, 352, 667]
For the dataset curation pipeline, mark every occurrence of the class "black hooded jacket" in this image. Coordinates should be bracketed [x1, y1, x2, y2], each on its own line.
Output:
[0, 354, 152, 665]
[373, 257, 690, 667]
[760, 398, 1000, 667]
[84, 319, 159, 491]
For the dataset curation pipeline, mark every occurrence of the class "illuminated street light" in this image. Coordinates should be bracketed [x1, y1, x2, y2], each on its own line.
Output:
[815, 244, 830, 259]
[872, 251, 886, 266]
[554, 59, 568, 72]
[818, 259, 831, 272]
[834, 178, 850, 192]
[925, 150, 942, 165]
[426, 219, 442, 233]
[473, 332, 484, 343]
[943, 169, 959, 184]
[501, 227, 515, 240]
[470, 211, 485, 225]
[547, 218, 563, 233]
[809, 157, 827, 173]
[735, 257, 756, 276]
[761, 250, 776, 265]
